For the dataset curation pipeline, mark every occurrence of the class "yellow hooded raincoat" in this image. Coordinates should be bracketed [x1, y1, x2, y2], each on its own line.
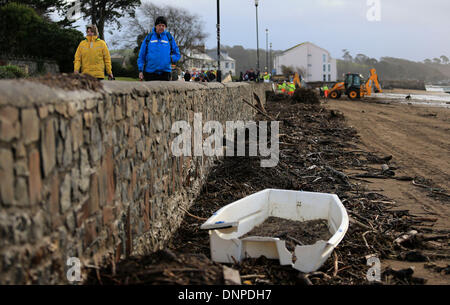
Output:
[74, 35, 112, 79]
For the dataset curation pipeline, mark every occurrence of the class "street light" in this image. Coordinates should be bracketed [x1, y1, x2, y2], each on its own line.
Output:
[255, 0, 260, 72]
[265, 28, 269, 72]
[217, 0, 221, 82]
[269, 42, 272, 74]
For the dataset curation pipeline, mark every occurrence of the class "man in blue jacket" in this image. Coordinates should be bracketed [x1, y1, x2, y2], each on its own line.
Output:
[138, 16, 181, 81]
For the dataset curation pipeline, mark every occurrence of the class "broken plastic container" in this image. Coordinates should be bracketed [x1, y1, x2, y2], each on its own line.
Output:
[200, 189, 349, 273]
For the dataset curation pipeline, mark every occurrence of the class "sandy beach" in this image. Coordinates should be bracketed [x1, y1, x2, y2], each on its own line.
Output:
[325, 97, 450, 284]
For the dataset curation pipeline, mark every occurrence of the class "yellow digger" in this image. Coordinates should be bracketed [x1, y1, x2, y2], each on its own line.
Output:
[327, 68, 382, 100]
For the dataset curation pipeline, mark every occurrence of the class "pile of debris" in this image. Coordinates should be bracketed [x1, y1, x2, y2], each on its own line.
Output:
[86, 91, 448, 285]
[267, 88, 320, 105]
[291, 88, 320, 104]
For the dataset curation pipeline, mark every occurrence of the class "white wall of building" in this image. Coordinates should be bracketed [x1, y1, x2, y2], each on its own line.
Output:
[221, 60, 236, 76]
[274, 42, 337, 82]
[207, 51, 236, 76]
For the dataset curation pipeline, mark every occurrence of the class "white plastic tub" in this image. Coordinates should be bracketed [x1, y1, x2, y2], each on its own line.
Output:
[200, 189, 349, 273]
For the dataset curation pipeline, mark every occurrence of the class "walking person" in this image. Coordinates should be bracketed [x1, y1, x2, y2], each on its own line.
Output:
[74, 24, 113, 80]
[184, 70, 191, 82]
[137, 16, 181, 81]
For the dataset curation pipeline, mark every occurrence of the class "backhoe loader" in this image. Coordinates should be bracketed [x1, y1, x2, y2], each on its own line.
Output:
[327, 68, 382, 100]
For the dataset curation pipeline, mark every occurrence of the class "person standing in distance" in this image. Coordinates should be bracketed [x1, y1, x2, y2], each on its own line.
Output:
[138, 16, 181, 81]
[74, 24, 113, 80]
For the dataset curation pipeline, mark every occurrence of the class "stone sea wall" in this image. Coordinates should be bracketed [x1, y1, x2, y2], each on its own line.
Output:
[0, 79, 271, 284]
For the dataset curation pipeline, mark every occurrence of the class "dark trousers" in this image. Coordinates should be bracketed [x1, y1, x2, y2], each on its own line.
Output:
[144, 72, 171, 81]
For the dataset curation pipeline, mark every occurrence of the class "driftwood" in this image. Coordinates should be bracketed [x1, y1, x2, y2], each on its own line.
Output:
[242, 98, 276, 121]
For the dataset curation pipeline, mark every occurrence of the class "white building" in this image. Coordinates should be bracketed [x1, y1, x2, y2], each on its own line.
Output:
[184, 50, 216, 72]
[274, 42, 337, 82]
[207, 50, 236, 76]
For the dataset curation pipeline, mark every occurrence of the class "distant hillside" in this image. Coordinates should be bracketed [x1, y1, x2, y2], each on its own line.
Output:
[110, 46, 450, 85]
[337, 57, 450, 84]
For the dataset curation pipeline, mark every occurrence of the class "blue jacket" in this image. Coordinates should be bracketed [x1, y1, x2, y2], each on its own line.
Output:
[137, 28, 181, 73]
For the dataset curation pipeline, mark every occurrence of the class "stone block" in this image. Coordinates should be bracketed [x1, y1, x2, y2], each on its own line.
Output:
[60, 174, 71, 214]
[38, 106, 48, 119]
[54, 104, 68, 118]
[85, 99, 96, 110]
[0, 106, 20, 142]
[102, 206, 114, 227]
[28, 150, 42, 205]
[15, 177, 28, 207]
[63, 131, 72, 167]
[41, 119, 56, 177]
[115, 105, 123, 121]
[70, 115, 83, 152]
[83, 112, 93, 128]
[49, 174, 61, 229]
[13, 141, 26, 159]
[0, 149, 14, 205]
[88, 173, 99, 215]
[21, 108, 39, 144]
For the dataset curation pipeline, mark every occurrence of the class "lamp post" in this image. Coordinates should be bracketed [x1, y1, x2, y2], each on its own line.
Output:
[269, 42, 272, 74]
[265, 28, 269, 72]
[216, 0, 221, 82]
[255, 0, 260, 72]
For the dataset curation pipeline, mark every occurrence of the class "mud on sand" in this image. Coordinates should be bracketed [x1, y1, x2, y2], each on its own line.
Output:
[242, 218, 331, 252]
[87, 91, 449, 285]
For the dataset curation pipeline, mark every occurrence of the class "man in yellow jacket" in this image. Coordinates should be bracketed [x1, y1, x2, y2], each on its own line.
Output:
[74, 25, 113, 80]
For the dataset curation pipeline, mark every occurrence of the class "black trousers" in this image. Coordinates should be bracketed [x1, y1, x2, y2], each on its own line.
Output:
[144, 72, 171, 81]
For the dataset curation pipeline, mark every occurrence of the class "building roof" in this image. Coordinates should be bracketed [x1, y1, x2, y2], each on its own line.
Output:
[283, 42, 307, 54]
[186, 51, 215, 62]
[279, 42, 332, 58]
[207, 51, 235, 62]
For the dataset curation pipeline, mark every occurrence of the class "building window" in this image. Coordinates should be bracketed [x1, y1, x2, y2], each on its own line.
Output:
[308, 64, 312, 67]
[328, 74, 331, 81]
[328, 64, 331, 72]
[323, 75, 327, 82]
[323, 54, 326, 62]
[323, 64, 326, 72]
[226, 62, 229, 68]
[231, 63, 234, 69]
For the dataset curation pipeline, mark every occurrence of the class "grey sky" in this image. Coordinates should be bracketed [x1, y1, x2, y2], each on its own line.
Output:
[67, 0, 450, 62]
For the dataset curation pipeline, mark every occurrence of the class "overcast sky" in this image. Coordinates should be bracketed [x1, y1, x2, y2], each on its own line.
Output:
[67, 0, 450, 62]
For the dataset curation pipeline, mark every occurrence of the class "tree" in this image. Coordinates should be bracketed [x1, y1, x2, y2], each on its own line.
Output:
[354, 54, 370, 65]
[366, 58, 378, 66]
[123, 2, 207, 68]
[424, 59, 432, 64]
[1, 0, 65, 17]
[440, 55, 449, 65]
[62, 0, 141, 39]
[342, 49, 353, 62]
[0, 3, 84, 73]
[432, 57, 441, 64]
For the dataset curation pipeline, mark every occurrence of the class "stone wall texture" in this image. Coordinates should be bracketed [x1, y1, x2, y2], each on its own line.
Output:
[0, 79, 271, 284]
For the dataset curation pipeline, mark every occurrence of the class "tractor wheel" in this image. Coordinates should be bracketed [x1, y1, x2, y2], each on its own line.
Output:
[330, 91, 340, 99]
[348, 90, 360, 100]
